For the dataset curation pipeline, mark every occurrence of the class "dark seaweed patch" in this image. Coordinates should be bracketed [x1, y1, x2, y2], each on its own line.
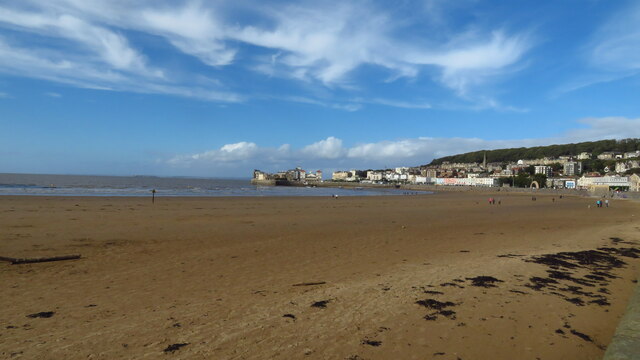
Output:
[466, 276, 503, 288]
[590, 298, 610, 306]
[311, 300, 331, 308]
[599, 247, 640, 259]
[439, 310, 457, 319]
[361, 339, 382, 347]
[417, 299, 458, 320]
[564, 297, 585, 306]
[570, 330, 593, 343]
[26, 312, 54, 318]
[522, 246, 639, 306]
[163, 343, 189, 353]
[416, 299, 455, 310]
[610, 237, 623, 243]
[440, 282, 464, 288]
[424, 290, 444, 295]
[283, 314, 296, 320]
[525, 277, 558, 291]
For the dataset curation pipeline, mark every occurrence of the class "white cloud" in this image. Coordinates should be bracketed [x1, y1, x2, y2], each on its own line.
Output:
[0, 36, 242, 102]
[167, 116, 640, 174]
[406, 31, 531, 94]
[0, 8, 156, 76]
[368, 98, 432, 109]
[590, 3, 640, 71]
[45, 92, 62, 97]
[168, 141, 260, 165]
[0, 1, 533, 107]
[141, 3, 235, 67]
[564, 117, 640, 141]
[302, 137, 345, 159]
[557, 3, 640, 95]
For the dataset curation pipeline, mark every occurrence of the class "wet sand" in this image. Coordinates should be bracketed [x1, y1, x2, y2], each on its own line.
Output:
[1, 193, 639, 359]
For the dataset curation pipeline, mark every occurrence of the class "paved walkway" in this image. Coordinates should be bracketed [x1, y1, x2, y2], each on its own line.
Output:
[603, 278, 640, 360]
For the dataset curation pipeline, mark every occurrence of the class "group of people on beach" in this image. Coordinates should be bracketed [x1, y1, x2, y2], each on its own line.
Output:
[595, 199, 609, 208]
[488, 197, 500, 205]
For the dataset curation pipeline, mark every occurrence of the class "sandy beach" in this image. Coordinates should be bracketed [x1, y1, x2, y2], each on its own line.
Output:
[1, 192, 639, 359]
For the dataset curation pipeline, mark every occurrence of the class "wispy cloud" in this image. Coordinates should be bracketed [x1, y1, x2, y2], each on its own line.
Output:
[0, 1, 534, 108]
[0, 91, 9, 98]
[556, 2, 640, 95]
[590, 3, 640, 72]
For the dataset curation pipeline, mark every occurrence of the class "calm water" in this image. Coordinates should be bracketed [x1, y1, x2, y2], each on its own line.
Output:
[0, 173, 417, 197]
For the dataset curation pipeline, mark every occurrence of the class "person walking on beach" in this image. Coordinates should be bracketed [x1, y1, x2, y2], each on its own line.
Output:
[605, 199, 609, 208]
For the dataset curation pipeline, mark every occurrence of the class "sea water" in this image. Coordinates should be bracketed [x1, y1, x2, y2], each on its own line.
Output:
[0, 173, 420, 197]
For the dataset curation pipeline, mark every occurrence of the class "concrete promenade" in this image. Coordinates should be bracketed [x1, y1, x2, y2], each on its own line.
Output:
[603, 278, 640, 359]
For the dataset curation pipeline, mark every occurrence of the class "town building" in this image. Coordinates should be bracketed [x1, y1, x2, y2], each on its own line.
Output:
[577, 175, 630, 190]
[631, 174, 640, 192]
[577, 152, 591, 160]
[597, 152, 615, 160]
[534, 165, 553, 177]
[563, 161, 582, 176]
[433, 177, 499, 187]
[547, 178, 577, 189]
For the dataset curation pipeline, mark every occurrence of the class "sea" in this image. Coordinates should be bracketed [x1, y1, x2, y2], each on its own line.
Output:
[0, 173, 417, 197]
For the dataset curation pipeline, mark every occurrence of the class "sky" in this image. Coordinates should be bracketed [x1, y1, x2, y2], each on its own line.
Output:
[1, 0, 640, 178]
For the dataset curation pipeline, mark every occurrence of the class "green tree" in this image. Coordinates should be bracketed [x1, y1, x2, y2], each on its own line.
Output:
[531, 174, 547, 188]
[514, 173, 531, 188]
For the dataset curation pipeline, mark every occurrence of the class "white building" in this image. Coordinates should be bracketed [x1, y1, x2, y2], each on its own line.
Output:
[366, 171, 384, 181]
[534, 165, 553, 177]
[577, 176, 630, 189]
[631, 174, 640, 192]
[412, 176, 428, 184]
[597, 152, 615, 160]
[332, 170, 358, 181]
[563, 161, 582, 176]
[434, 177, 498, 187]
[624, 151, 640, 159]
[577, 152, 591, 160]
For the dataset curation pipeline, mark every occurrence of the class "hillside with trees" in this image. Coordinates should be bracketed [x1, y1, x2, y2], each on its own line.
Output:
[427, 139, 640, 165]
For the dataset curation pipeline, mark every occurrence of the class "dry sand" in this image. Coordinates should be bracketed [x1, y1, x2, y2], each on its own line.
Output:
[1, 192, 639, 360]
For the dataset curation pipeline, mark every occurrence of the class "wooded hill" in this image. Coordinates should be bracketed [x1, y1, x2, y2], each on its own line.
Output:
[427, 139, 640, 166]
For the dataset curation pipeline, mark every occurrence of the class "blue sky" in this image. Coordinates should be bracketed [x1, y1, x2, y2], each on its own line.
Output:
[1, 0, 640, 177]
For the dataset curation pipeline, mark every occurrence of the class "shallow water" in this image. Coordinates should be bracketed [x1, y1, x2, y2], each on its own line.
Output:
[0, 173, 420, 197]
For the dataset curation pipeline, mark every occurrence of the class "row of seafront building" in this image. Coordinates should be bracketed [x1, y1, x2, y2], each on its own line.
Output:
[329, 150, 640, 192]
[252, 150, 640, 192]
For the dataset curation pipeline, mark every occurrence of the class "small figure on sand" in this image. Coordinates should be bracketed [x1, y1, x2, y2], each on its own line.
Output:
[605, 199, 609, 208]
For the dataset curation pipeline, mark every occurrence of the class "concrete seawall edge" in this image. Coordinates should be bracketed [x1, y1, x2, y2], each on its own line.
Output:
[603, 275, 640, 360]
